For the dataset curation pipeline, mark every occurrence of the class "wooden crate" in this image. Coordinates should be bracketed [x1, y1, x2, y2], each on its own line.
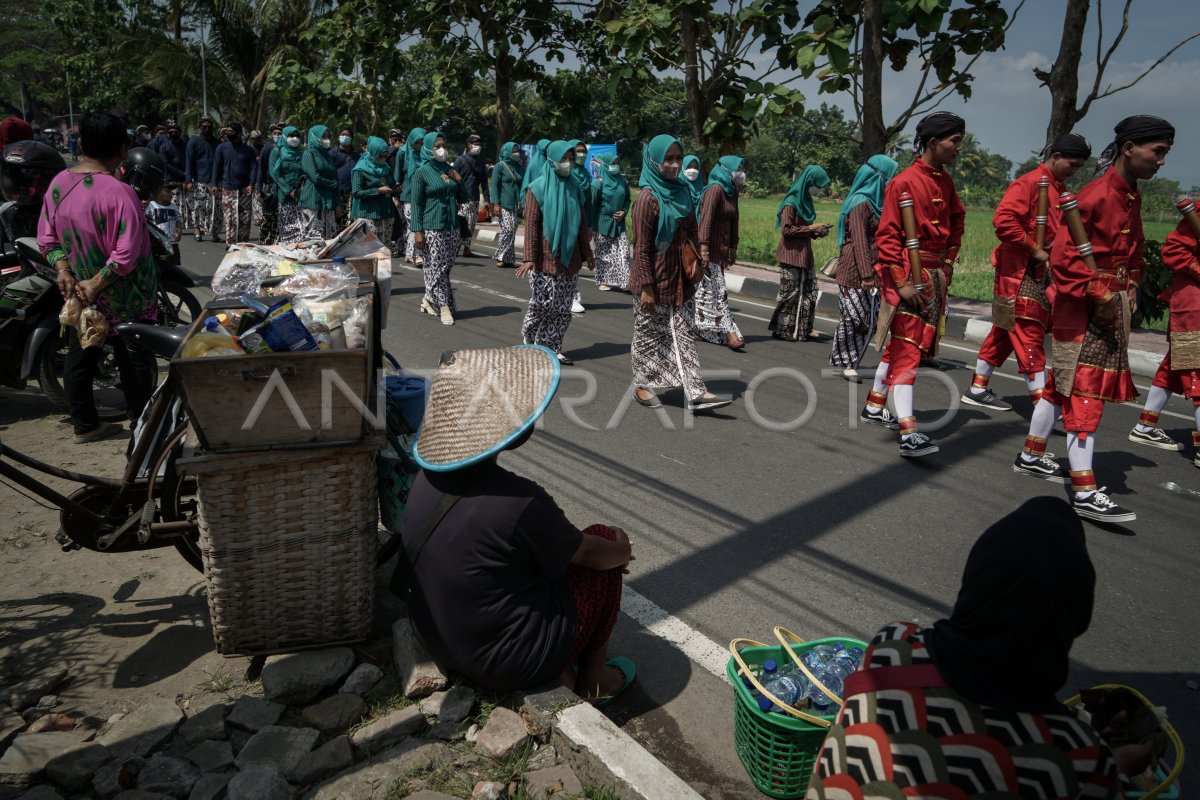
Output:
[170, 293, 378, 453]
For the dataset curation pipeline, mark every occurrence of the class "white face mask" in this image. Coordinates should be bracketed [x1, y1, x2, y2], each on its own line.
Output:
[469, 144, 481, 155]
[683, 168, 700, 181]
[433, 147, 447, 162]
[286, 136, 301, 147]
[319, 138, 331, 148]
[808, 185, 821, 196]
[732, 170, 746, 186]
[607, 164, 621, 176]
[574, 152, 586, 165]
[554, 160, 574, 177]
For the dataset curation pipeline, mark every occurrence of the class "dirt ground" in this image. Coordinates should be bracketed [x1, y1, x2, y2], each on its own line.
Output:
[0, 385, 240, 722]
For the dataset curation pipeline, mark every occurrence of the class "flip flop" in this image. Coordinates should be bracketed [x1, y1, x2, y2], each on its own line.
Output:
[594, 656, 637, 708]
[73, 421, 123, 444]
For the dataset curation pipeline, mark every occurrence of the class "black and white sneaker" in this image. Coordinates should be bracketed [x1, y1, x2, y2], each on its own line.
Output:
[1193, 451, 1200, 469]
[899, 432, 939, 458]
[1127, 426, 1183, 451]
[1072, 488, 1136, 523]
[1012, 454, 1066, 483]
[961, 387, 1013, 411]
[860, 406, 899, 430]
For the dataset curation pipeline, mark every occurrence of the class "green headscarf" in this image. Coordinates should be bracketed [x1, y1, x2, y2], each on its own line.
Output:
[594, 151, 628, 213]
[307, 124, 331, 152]
[681, 154, 705, 207]
[528, 140, 583, 264]
[638, 134, 693, 253]
[405, 127, 426, 182]
[707, 155, 744, 198]
[352, 136, 390, 179]
[420, 131, 448, 173]
[497, 141, 525, 184]
[775, 164, 830, 228]
[564, 139, 592, 193]
[837, 154, 899, 247]
[521, 138, 551, 197]
[271, 125, 302, 178]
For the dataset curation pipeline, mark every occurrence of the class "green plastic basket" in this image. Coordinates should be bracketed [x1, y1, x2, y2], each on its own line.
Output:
[727, 635, 868, 799]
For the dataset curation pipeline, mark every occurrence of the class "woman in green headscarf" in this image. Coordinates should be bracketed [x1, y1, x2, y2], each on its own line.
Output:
[351, 136, 397, 243]
[694, 155, 747, 350]
[629, 135, 730, 412]
[564, 139, 595, 314]
[410, 130, 468, 325]
[401, 126, 427, 264]
[299, 124, 340, 239]
[520, 138, 551, 200]
[829, 154, 899, 381]
[589, 151, 631, 292]
[489, 141, 525, 268]
[516, 140, 591, 364]
[270, 125, 306, 244]
[681, 155, 705, 211]
[768, 164, 831, 342]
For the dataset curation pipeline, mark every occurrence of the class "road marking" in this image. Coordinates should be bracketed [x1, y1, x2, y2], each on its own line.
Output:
[621, 587, 731, 684]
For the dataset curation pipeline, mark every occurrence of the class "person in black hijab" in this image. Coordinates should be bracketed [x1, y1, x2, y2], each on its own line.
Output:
[927, 495, 1095, 713]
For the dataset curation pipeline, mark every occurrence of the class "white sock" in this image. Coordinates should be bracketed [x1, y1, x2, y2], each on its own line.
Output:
[1025, 371, 1045, 396]
[1067, 432, 1096, 498]
[974, 359, 995, 380]
[871, 361, 889, 394]
[1019, 398, 1058, 462]
[893, 384, 914, 439]
[1195, 404, 1200, 432]
[1135, 386, 1172, 432]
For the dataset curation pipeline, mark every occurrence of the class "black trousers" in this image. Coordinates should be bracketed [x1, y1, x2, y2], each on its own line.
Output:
[63, 328, 157, 434]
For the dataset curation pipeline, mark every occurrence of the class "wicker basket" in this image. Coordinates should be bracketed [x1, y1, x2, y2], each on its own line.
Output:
[182, 437, 383, 655]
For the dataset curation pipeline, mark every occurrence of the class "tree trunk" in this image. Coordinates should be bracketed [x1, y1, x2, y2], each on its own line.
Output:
[495, 58, 512, 147]
[1041, 0, 1089, 146]
[680, 9, 705, 147]
[858, 0, 886, 159]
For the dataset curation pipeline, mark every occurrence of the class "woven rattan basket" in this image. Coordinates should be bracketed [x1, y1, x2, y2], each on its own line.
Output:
[183, 437, 383, 655]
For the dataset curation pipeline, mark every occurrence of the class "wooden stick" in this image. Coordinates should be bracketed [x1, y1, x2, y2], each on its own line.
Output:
[898, 191, 923, 286]
[1057, 191, 1099, 274]
[1176, 197, 1200, 239]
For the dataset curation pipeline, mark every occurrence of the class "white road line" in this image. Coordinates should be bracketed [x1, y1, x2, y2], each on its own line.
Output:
[621, 587, 731, 684]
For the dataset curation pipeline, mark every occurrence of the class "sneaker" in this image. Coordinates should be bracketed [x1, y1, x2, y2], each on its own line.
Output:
[1011, 454, 1066, 483]
[1072, 488, 1136, 523]
[859, 405, 899, 430]
[194, 232, 203, 242]
[1193, 451, 1200, 469]
[440, 307, 454, 326]
[1127, 426, 1183, 451]
[961, 386, 1013, 411]
[899, 432, 939, 457]
[571, 298, 586, 314]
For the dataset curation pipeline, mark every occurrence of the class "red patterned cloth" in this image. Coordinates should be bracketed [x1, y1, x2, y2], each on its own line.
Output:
[1157, 218, 1200, 393]
[564, 525, 624, 664]
[807, 622, 1123, 800]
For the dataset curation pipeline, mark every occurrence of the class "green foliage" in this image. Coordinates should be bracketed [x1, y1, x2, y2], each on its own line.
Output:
[1135, 240, 1169, 326]
[743, 103, 860, 192]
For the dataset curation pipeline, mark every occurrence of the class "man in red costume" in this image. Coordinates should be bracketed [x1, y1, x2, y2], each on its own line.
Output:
[1127, 208, 1200, 467]
[961, 133, 1091, 412]
[1013, 115, 1174, 523]
[860, 111, 965, 457]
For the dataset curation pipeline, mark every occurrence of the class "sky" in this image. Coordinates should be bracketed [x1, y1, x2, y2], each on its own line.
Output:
[772, 0, 1200, 187]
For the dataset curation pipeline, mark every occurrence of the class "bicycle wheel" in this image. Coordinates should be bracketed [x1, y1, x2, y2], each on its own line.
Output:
[161, 470, 203, 572]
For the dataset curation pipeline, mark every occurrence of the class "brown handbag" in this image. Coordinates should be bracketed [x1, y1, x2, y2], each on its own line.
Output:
[682, 240, 705, 283]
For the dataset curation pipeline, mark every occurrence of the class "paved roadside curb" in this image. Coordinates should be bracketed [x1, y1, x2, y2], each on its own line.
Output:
[724, 261, 1169, 380]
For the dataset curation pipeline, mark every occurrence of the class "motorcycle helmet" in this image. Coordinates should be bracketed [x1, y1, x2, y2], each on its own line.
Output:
[118, 146, 165, 202]
[0, 140, 66, 208]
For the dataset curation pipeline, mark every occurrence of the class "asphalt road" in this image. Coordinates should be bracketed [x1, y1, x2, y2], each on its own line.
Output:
[178, 233, 1198, 798]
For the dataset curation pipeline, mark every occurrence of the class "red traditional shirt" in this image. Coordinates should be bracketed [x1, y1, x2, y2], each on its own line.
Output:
[1160, 219, 1200, 334]
[992, 163, 1066, 298]
[874, 159, 965, 299]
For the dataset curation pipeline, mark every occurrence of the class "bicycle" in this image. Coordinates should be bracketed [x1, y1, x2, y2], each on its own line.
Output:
[0, 317, 403, 572]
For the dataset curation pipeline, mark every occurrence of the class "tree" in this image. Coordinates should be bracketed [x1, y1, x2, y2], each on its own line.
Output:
[950, 132, 1012, 191]
[594, 0, 806, 151]
[1034, 0, 1200, 146]
[788, 0, 1021, 159]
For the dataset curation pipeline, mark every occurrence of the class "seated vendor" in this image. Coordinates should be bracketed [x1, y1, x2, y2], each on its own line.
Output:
[393, 345, 635, 703]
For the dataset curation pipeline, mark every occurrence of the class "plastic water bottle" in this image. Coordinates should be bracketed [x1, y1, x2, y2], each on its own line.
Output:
[757, 670, 812, 714]
[807, 672, 844, 714]
[832, 646, 864, 675]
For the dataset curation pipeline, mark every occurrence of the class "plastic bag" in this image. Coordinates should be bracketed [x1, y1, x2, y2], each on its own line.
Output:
[211, 249, 278, 298]
[59, 295, 82, 327]
[343, 296, 370, 350]
[275, 261, 358, 301]
[78, 306, 109, 348]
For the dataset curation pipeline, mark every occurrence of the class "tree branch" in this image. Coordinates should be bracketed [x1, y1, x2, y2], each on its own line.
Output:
[1094, 31, 1200, 101]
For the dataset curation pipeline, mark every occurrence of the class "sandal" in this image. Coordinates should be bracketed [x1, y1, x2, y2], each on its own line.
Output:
[73, 421, 123, 444]
[593, 656, 637, 708]
[634, 388, 661, 408]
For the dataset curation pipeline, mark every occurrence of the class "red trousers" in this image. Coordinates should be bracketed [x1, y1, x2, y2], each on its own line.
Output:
[1152, 349, 1200, 400]
[977, 320, 1046, 375]
[564, 525, 624, 664]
